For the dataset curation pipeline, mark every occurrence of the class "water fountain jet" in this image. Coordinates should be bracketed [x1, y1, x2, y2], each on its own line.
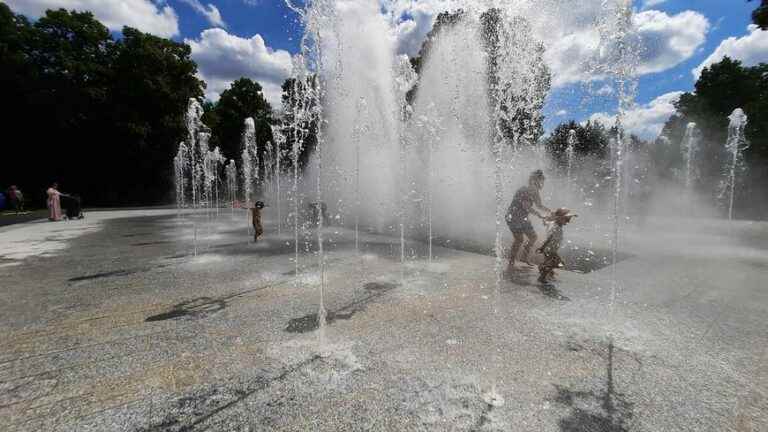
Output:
[723, 108, 749, 221]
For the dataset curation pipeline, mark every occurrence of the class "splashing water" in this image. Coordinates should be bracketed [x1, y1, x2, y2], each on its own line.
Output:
[395, 56, 418, 281]
[241, 118, 258, 207]
[225, 159, 238, 218]
[596, 0, 640, 324]
[242, 118, 259, 235]
[185, 98, 205, 210]
[287, 0, 333, 353]
[722, 109, 749, 221]
[566, 129, 577, 184]
[681, 122, 700, 192]
[272, 125, 287, 235]
[282, 0, 645, 400]
[351, 97, 371, 253]
[414, 105, 442, 264]
[174, 143, 189, 220]
[183, 98, 208, 256]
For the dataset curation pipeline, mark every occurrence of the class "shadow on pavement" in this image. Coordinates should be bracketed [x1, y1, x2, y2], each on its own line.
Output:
[551, 342, 634, 432]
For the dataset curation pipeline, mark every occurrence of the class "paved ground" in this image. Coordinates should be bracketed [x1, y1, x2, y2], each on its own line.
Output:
[0, 210, 48, 227]
[0, 209, 766, 431]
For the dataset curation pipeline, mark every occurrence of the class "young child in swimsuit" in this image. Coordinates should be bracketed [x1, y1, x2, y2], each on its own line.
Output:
[537, 208, 576, 284]
[251, 201, 266, 243]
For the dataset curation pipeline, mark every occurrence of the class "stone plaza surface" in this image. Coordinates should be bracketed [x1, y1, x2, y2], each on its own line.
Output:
[0, 210, 766, 431]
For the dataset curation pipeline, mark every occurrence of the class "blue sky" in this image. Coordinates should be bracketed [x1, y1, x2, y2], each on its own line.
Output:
[5, 0, 767, 139]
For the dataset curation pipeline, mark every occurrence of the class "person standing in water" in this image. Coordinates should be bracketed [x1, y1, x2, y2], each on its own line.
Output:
[505, 170, 551, 271]
[537, 208, 577, 284]
[251, 201, 266, 243]
[47, 182, 63, 221]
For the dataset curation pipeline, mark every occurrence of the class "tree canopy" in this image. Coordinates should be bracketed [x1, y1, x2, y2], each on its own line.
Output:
[0, 5, 204, 206]
[203, 78, 274, 166]
[545, 120, 610, 164]
[751, 0, 768, 29]
[660, 56, 768, 218]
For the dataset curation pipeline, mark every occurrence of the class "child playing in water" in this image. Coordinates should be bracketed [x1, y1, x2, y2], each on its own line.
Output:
[537, 208, 576, 284]
[251, 201, 266, 243]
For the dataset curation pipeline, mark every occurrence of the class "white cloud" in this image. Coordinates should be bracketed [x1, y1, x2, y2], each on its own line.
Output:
[4, 0, 179, 37]
[384, 2, 708, 87]
[589, 91, 683, 139]
[634, 10, 709, 75]
[392, 1, 442, 57]
[693, 25, 768, 78]
[555, 109, 568, 116]
[178, 0, 227, 29]
[186, 29, 293, 107]
[551, 9, 708, 85]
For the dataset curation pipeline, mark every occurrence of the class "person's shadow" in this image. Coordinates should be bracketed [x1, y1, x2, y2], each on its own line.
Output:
[505, 267, 570, 301]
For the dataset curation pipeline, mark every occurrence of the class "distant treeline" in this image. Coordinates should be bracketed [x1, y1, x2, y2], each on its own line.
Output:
[0, 5, 288, 207]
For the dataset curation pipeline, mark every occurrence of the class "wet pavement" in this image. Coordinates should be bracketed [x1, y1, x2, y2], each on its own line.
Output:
[0, 210, 766, 431]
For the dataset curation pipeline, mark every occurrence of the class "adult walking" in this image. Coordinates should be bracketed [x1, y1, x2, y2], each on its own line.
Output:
[506, 170, 551, 271]
[47, 182, 63, 221]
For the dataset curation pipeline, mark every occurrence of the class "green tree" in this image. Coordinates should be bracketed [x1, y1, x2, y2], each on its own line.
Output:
[0, 4, 34, 104]
[0, 6, 205, 206]
[0, 4, 36, 178]
[751, 0, 768, 29]
[11, 8, 115, 204]
[107, 27, 205, 204]
[660, 57, 768, 218]
[545, 120, 610, 163]
[208, 78, 274, 165]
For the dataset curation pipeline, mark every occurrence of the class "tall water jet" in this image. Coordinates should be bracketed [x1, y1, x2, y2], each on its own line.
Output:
[286, 75, 306, 280]
[199, 135, 217, 246]
[723, 109, 749, 221]
[272, 125, 286, 235]
[184, 98, 205, 256]
[288, 0, 333, 352]
[306, 0, 400, 234]
[264, 140, 275, 206]
[414, 105, 441, 264]
[185, 98, 205, 210]
[411, 9, 492, 242]
[225, 159, 238, 217]
[395, 57, 418, 279]
[566, 129, 577, 183]
[681, 122, 700, 191]
[596, 0, 640, 320]
[351, 97, 370, 253]
[174, 143, 189, 219]
[241, 118, 258, 233]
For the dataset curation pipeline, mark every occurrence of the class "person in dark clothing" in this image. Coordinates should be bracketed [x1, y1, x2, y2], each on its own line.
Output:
[506, 170, 551, 272]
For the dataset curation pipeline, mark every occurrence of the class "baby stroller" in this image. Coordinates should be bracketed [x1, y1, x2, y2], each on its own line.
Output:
[62, 194, 84, 219]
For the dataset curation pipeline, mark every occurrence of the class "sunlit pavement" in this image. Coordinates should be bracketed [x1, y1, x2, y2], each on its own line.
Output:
[0, 210, 766, 431]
